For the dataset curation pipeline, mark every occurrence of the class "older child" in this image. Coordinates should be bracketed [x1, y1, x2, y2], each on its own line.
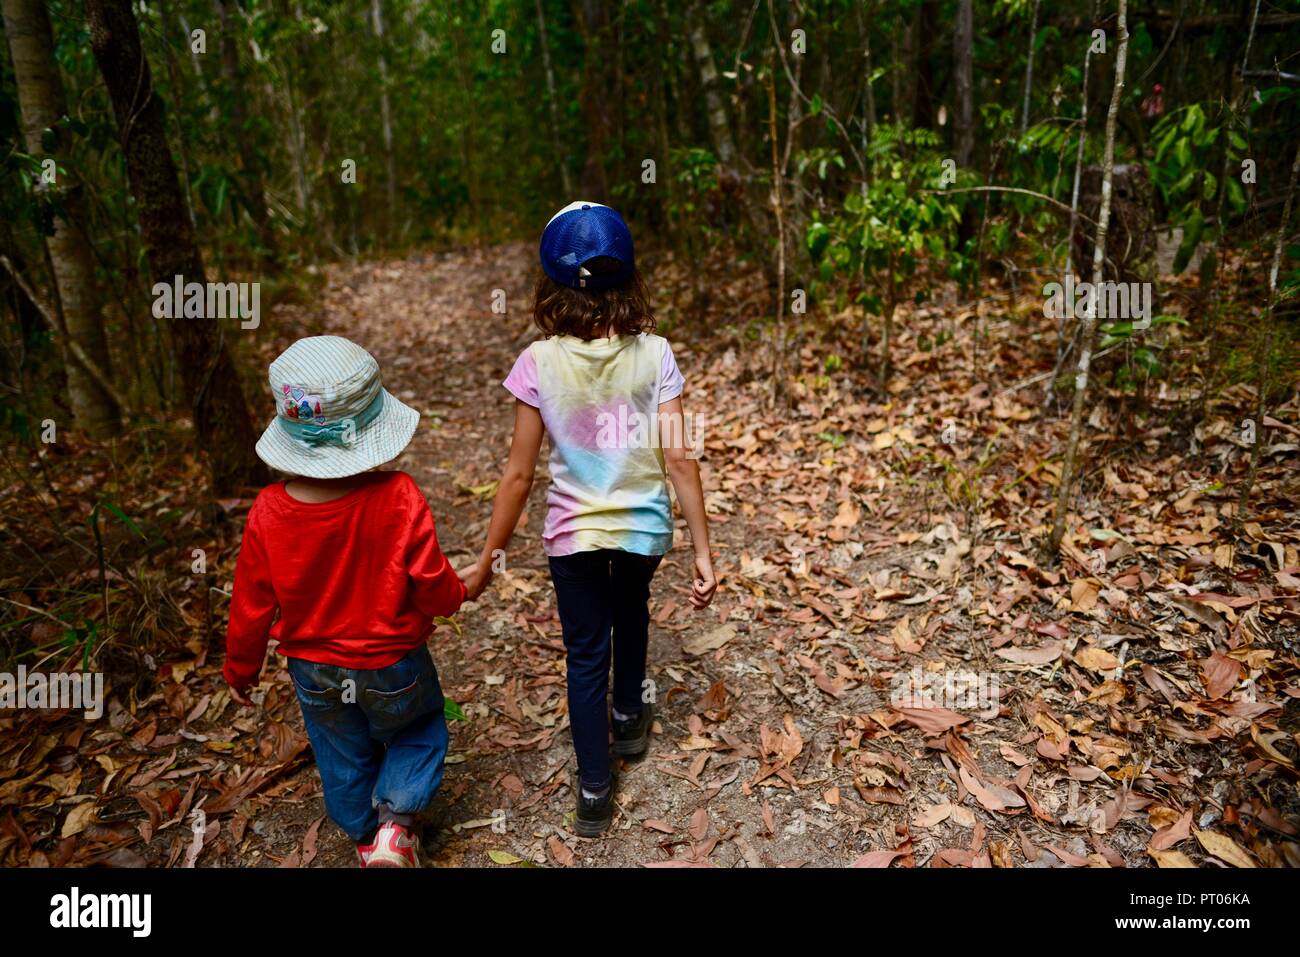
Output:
[459, 202, 716, 836]
[225, 335, 465, 867]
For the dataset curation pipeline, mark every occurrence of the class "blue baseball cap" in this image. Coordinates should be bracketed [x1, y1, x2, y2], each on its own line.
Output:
[539, 201, 634, 290]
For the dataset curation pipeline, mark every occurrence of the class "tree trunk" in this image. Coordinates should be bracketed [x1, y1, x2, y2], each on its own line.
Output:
[881, 256, 896, 385]
[853, 0, 877, 160]
[1020, 0, 1041, 133]
[2, 0, 119, 433]
[1043, 0, 1098, 409]
[370, 0, 398, 234]
[157, 0, 199, 236]
[1063, 6, 1096, 279]
[910, 0, 936, 130]
[687, 2, 736, 170]
[535, 0, 572, 197]
[897, 8, 914, 125]
[1049, 0, 1128, 556]
[651, 0, 676, 238]
[765, 54, 786, 408]
[576, 0, 615, 201]
[953, 0, 975, 167]
[85, 0, 266, 494]
[216, 0, 279, 266]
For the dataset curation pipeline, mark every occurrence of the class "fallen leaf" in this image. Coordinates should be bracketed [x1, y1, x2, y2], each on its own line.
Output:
[1193, 829, 1256, 868]
[684, 624, 736, 656]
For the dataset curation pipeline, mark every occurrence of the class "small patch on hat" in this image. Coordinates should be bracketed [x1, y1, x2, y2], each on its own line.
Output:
[282, 386, 326, 425]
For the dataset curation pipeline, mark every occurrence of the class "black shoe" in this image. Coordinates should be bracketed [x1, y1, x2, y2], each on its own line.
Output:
[575, 782, 614, 837]
[612, 706, 652, 757]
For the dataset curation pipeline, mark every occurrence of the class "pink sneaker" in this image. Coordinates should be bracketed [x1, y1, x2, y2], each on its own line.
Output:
[356, 822, 420, 868]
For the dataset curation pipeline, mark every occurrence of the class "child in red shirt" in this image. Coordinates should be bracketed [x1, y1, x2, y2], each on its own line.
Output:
[225, 336, 465, 867]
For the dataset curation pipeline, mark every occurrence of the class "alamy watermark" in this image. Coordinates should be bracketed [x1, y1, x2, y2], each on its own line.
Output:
[0, 667, 104, 720]
[1042, 274, 1153, 328]
[49, 886, 150, 937]
[152, 274, 260, 330]
[889, 666, 999, 716]
[594, 407, 705, 459]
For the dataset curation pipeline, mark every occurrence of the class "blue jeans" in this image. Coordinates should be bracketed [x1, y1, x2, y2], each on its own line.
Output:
[287, 643, 448, 843]
[548, 549, 663, 791]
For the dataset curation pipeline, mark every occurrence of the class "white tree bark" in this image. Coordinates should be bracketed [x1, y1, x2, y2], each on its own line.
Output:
[2, 0, 119, 431]
[1049, 0, 1129, 555]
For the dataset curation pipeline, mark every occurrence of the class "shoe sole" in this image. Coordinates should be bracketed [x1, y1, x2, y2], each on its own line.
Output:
[612, 735, 648, 757]
[575, 815, 612, 838]
[612, 710, 652, 757]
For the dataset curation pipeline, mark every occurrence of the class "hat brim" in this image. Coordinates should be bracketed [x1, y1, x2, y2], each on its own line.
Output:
[255, 389, 419, 479]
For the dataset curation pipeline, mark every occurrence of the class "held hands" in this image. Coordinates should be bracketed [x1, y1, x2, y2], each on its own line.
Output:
[690, 550, 718, 609]
[458, 557, 494, 602]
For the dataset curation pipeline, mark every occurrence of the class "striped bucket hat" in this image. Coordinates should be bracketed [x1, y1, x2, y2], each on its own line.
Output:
[254, 336, 418, 479]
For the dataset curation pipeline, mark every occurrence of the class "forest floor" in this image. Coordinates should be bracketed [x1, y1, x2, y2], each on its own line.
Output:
[2, 241, 1298, 869]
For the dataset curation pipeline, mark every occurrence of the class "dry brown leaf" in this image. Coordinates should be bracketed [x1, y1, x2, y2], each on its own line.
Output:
[893, 707, 970, 735]
[1193, 829, 1256, 868]
[1074, 645, 1120, 672]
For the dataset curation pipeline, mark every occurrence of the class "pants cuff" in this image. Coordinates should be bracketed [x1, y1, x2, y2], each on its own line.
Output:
[377, 805, 416, 827]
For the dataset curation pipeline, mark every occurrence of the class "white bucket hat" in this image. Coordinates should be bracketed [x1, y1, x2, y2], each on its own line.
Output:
[255, 336, 418, 479]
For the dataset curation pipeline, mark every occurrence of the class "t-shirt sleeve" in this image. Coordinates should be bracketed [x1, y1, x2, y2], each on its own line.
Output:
[659, 340, 685, 403]
[402, 475, 467, 620]
[503, 347, 540, 407]
[224, 499, 278, 691]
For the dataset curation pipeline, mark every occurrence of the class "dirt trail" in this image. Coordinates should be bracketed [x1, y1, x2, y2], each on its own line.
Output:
[247, 243, 1291, 869]
[287, 241, 889, 867]
[3, 246, 1292, 870]
[290, 242, 815, 867]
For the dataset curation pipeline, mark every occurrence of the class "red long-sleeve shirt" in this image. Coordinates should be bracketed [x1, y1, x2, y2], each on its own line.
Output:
[223, 470, 465, 690]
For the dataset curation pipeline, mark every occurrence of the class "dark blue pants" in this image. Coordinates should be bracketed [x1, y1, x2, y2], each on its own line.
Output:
[548, 549, 663, 791]
[287, 643, 448, 843]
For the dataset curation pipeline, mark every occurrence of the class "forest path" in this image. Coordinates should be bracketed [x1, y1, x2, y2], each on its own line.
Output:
[240, 242, 1290, 869]
[291, 240, 929, 867]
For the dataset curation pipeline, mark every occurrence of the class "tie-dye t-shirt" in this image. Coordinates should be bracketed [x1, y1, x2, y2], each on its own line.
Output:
[503, 333, 685, 557]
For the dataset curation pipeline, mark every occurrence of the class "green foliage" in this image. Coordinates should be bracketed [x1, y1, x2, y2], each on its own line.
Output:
[1148, 104, 1247, 274]
[806, 125, 973, 318]
[1099, 314, 1188, 387]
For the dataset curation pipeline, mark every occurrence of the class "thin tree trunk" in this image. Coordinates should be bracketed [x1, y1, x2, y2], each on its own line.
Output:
[652, 0, 676, 238]
[898, 7, 915, 125]
[576, 1, 614, 200]
[1044, 0, 1098, 409]
[766, 53, 786, 408]
[853, 0, 877, 161]
[687, 2, 736, 169]
[1049, 0, 1129, 555]
[890, 26, 902, 124]
[1063, 4, 1096, 278]
[157, 0, 199, 236]
[282, 53, 312, 242]
[1020, 0, 1041, 133]
[86, 0, 266, 493]
[953, 0, 975, 167]
[371, 0, 398, 235]
[216, 0, 279, 266]
[881, 255, 895, 384]
[535, 0, 572, 196]
[911, 0, 936, 129]
[2, 0, 119, 432]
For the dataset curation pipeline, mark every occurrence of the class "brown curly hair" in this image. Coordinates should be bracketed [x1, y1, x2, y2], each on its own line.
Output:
[532, 257, 656, 340]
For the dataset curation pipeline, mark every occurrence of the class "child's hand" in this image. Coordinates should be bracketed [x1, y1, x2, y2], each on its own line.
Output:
[228, 683, 254, 707]
[458, 560, 493, 601]
[690, 552, 717, 609]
